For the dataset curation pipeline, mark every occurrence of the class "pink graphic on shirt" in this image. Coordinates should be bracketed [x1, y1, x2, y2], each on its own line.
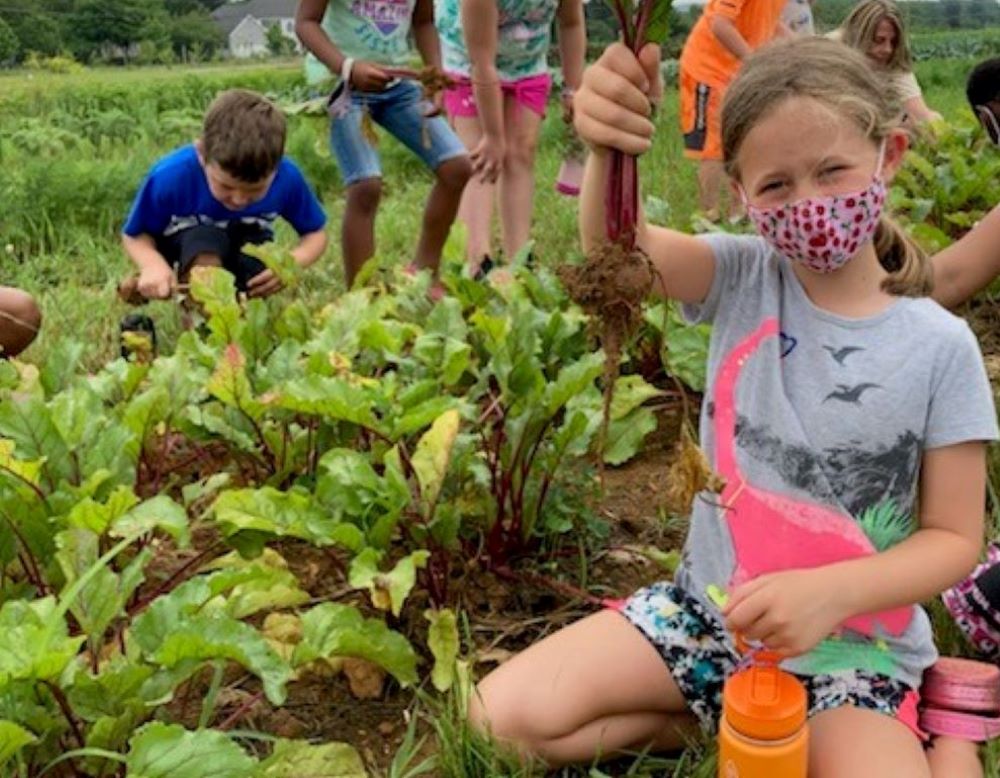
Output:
[714, 317, 913, 638]
[352, 0, 410, 35]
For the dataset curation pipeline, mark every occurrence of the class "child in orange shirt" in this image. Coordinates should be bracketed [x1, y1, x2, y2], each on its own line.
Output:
[678, 0, 787, 221]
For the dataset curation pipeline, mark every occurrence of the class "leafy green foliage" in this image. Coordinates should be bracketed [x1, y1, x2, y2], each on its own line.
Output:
[891, 120, 1000, 252]
[294, 603, 419, 687]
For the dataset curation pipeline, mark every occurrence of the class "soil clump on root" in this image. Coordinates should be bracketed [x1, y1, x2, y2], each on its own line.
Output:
[560, 241, 656, 462]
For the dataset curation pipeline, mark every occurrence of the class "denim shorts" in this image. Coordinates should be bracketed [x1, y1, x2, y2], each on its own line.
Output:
[330, 79, 467, 185]
[616, 582, 923, 737]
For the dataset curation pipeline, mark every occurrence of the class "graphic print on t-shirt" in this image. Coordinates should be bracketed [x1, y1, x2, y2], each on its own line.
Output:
[352, 0, 411, 36]
[712, 317, 915, 639]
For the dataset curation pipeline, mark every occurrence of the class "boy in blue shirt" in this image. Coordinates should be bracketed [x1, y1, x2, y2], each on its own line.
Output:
[119, 89, 327, 306]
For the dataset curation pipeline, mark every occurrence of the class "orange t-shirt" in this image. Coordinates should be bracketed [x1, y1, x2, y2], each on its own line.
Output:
[679, 0, 787, 88]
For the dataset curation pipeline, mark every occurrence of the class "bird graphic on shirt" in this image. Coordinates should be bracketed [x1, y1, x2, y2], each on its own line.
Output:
[823, 345, 865, 365]
[823, 383, 882, 404]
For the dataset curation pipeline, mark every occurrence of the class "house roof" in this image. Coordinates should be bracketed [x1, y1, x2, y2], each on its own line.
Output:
[212, 0, 298, 36]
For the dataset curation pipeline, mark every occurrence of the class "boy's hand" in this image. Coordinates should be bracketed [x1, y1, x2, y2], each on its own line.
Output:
[470, 134, 504, 183]
[246, 269, 285, 298]
[351, 61, 392, 92]
[723, 568, 849, 657]
[574, 42, 662, 157]
[138, 263, 175, 300]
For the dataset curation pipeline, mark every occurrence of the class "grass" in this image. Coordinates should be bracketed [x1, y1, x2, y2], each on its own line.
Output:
[2, 56, 999, 776]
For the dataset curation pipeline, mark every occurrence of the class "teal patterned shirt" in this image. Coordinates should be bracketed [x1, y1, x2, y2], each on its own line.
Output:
[435, 0, 559, 81]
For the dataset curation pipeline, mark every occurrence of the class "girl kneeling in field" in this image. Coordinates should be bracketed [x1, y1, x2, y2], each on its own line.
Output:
[469, 37, 997, 777]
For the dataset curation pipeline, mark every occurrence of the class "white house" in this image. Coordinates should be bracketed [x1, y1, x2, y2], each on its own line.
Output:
[212, 0, 301, 58]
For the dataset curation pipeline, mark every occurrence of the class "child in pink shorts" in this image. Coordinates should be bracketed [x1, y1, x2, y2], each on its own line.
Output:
[435, 0, 585, 276]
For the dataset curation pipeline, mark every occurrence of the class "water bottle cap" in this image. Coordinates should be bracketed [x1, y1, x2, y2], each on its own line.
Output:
[723, 664, 807, 741]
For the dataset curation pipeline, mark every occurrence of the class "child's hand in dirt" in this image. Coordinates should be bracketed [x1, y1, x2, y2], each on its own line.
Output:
[723, 567, 848, 657]
[350, 61, 392, 92]
[138, 262, 175, 299]
[574, 42, 662, 157]
[471, 134, 505, 183]
[246, 269, 285, 298]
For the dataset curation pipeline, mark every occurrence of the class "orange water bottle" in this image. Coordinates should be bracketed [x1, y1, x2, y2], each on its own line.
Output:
[718, 649, 809, 778]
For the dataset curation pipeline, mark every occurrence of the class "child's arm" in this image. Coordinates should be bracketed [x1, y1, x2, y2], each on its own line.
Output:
[555, 0, 586, 118]
[295, 0, 391, 91]
[725, 442, 986, 656]
[709, 15, 752, 61]
[904, 95, 943, 125]
[291, 229, 328, 268]
[412, 0, 442, 70]
[461, 0, 505, 183]
[932, 204, 1000, 308]
[246, 230, 328, 299]
[576, 44, 716, 304]
[122, 234, 174, 299]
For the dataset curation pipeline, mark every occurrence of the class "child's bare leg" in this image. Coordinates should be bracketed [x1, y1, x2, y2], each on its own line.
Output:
[497, 97, 543, 260]
[413, 155, 472, 274]
[451, 116, 495, 270]
[469, 609, 695, 766]
[0, 286, 41, 357]
[342, 177, 382, 287]
[697, 159, 726, 221]
[808, 706, 931, 778]
[926, 736, 984, 778]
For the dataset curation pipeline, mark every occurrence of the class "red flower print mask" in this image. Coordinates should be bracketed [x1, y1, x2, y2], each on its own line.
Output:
[742, 145, 887, 274]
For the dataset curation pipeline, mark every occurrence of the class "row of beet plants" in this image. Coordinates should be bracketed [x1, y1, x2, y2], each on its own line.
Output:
[0, 243, 664, 775]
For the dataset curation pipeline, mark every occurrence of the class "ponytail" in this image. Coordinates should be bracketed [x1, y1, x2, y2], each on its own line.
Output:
[876, 215, 933, 297]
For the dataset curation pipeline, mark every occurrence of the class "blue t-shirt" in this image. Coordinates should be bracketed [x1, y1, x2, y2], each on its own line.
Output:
[122, 145, 326, 241]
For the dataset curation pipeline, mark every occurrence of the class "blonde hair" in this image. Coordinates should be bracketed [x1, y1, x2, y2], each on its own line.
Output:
[721, 37, 931, 298]
[841, 0, 913, 72]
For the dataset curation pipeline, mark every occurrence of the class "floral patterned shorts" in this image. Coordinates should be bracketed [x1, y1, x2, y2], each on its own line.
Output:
[617, 582, 921, 736]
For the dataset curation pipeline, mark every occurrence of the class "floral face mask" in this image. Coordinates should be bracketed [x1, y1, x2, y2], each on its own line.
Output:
[741, 143, 887, 274]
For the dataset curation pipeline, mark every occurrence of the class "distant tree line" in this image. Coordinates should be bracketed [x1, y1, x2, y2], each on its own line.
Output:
[0, 0, 228, 65]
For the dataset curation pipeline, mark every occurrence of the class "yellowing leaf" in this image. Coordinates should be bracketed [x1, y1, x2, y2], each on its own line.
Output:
[207, 344, 265, 421]
[411, 409, 460, 516]
[425, 608, 459, 692]
[0, 438, 43, 486]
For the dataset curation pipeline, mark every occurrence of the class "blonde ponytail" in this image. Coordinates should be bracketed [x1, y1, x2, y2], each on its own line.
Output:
[875, 215, 933, 297]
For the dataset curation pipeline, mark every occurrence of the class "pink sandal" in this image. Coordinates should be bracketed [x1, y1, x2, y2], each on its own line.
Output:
[920, 658, 1000, 742]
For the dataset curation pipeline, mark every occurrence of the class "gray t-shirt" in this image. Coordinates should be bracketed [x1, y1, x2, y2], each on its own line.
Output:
[675, 233, 998, 688]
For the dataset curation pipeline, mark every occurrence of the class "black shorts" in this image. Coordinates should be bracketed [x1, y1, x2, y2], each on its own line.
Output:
[156, 223, 268, 293]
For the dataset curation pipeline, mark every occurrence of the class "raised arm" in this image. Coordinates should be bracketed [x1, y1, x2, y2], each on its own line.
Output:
[575, 44, 716, 304]
[932, 204, 1000, 309]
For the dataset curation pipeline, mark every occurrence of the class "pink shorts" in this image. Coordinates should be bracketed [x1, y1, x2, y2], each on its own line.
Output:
[443, 72, 552, 119]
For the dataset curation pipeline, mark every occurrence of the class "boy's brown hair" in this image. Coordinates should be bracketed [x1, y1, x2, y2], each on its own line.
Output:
[201, 89, 287, 183]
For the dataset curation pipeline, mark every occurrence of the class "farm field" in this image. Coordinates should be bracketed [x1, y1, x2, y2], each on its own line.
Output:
[1, 48, 1000, 776]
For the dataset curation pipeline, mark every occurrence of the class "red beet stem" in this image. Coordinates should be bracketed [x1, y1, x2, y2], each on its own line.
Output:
[604, 0, 651, 252]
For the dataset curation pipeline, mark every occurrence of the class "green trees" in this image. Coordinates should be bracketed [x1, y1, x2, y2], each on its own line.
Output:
[0, 0, 224, 65]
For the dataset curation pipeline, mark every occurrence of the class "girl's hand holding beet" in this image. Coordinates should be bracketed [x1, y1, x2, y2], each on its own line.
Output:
[573, 43, 662, 157]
